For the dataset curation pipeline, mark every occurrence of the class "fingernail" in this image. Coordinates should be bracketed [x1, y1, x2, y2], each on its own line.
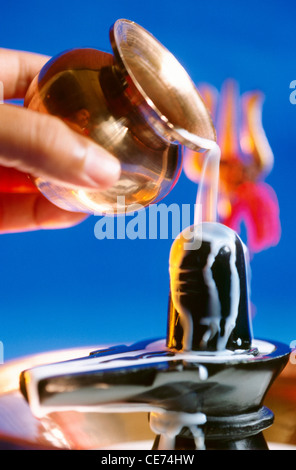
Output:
[84, 145, 121, 188]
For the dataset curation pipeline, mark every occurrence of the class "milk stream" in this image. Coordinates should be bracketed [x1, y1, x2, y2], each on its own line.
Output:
[150, 410, 207, 450]
[175, 128, 221, 226]
[165, 129, 221, 447]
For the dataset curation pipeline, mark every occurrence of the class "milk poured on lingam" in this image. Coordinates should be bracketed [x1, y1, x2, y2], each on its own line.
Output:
[18, 20, 291, 451]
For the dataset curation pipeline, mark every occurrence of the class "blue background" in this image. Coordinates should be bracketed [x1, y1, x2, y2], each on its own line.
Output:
[0, 0, 295, 361]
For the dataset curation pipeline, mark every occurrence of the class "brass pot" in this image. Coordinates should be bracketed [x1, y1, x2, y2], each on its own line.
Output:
[24, 19, 215, 215]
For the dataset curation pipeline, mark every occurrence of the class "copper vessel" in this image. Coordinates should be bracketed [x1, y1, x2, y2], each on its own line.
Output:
[25, 19, 215, 214]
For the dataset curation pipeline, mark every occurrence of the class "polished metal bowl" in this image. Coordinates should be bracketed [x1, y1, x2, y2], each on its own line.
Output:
[25, 19, 215, 215]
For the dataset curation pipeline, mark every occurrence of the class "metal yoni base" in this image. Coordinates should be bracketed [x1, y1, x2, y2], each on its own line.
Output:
[19, 338, 290, 450]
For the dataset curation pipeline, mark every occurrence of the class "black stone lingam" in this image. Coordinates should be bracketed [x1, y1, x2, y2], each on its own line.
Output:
[19, 223, 290, 450]
[153, 222, 290, 449]
[167, 222, 253, 353]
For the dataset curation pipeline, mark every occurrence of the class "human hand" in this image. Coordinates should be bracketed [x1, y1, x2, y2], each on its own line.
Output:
[0, 49, 121, 233]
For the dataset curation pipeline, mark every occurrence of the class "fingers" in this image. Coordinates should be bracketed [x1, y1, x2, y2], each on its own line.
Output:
[0, 193, 88, 233]
[0, 166, 39, 193]
[0, 48, 119, 232]
[0, 104, 121, 190]
[0, 48, 50, 100]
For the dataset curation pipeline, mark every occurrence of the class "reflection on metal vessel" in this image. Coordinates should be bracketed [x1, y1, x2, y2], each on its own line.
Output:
[25, 19, 215, 214]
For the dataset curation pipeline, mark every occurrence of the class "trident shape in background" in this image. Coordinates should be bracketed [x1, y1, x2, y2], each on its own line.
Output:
[184, 79, 281, 254]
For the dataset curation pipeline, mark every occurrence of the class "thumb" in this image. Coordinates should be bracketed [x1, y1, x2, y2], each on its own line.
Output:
[0, 104, 121, 190]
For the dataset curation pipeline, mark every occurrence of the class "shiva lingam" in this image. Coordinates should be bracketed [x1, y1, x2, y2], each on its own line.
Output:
[17, 19, 290, 450]
[19, 222, 290, 450]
